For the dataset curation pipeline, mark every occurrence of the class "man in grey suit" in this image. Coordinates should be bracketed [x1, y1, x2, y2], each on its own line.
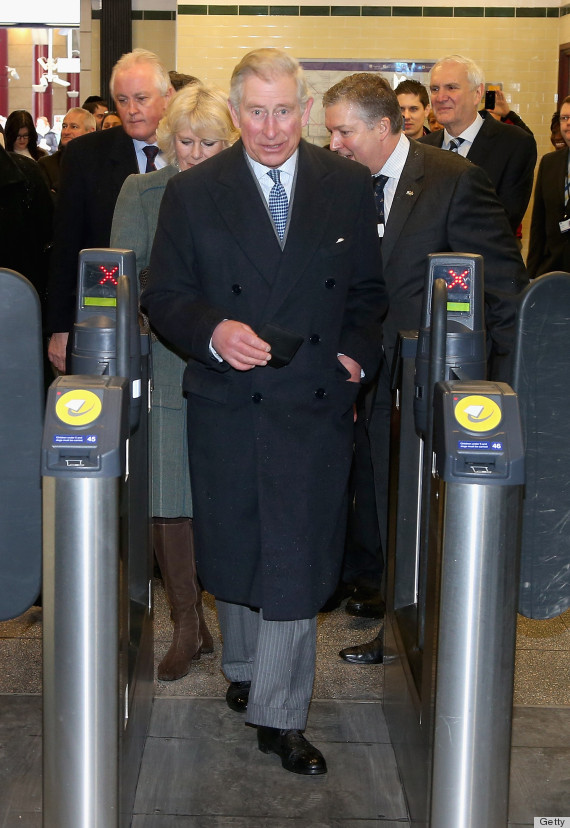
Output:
[419, 54, 536, 235]
[323, 72, 528, 663]
[142, 48, 387, 774]
[46, 48, 173, 372]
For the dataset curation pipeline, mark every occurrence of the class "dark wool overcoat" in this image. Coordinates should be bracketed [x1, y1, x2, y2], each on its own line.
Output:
[143, 139, 387, 620]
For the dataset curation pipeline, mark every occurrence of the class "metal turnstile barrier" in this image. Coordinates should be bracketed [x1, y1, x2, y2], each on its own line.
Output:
[42, 250, 153, 828]
[0, 268, 43, 620]
[512, 271, 570, 619]
[429, 380, 524, 828]
[383, 255, 525, 826]
[42, 376, 128, 826]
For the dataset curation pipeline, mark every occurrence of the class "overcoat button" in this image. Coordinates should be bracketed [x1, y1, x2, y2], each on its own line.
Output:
[252, 392, 263, 403]
[232, 284, 242, 295]
[309, 334, 320, 344]
[315, 388, 326, 399]
[325, 279, 336, 289]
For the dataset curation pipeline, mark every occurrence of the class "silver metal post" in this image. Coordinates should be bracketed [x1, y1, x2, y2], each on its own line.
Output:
[429, 482, 523, 828]
[43, 476, 120, 828]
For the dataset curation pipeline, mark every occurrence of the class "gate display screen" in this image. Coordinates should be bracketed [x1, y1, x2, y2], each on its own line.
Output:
[432, 263, 473, 315]
[82, 262, 120, 307]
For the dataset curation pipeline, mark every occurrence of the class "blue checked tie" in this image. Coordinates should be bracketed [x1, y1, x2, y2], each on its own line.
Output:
[143, 145, 159, 172]
[448, 137, 465, 153]
[372, 174, 389, 227]
[267, 169, 289, 239]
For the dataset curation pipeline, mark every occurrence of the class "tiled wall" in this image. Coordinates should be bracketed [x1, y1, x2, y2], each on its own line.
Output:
[171, 6, 560, 244]
[174, 11, 559, 159]
[2, 4, 563, 241]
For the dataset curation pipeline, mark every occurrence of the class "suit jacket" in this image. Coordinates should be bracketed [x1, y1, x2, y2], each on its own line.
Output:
[419, 111, 537, 233]
[382, 140, 528, 382]
[527, 148, 570, 278]
[142, 139, 388, 620]
[45, 126, 138, 332]
[38, 149, 63, 201]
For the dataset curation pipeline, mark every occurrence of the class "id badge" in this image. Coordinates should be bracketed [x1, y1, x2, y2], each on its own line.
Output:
[559, 217, 570, 234]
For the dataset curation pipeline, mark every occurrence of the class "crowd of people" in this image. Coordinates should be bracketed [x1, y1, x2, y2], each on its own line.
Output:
[1, 46, 567, 777]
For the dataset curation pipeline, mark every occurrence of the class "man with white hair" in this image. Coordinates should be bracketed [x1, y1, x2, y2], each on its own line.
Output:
[45, 48, 173, 372]
[38, 107, 96, 198]
[420, 54, 536, 234]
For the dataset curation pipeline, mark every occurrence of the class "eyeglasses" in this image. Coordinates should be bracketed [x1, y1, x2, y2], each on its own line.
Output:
[560, 115, 570, 123]
[17, 132, 30, 139]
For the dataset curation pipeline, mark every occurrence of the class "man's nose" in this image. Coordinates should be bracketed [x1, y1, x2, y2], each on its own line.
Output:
[264, 114, 278, 137]
[329, 132, 342, 151]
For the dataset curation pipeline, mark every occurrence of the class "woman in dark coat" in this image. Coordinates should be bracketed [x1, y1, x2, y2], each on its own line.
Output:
[4, 110, 47, 161]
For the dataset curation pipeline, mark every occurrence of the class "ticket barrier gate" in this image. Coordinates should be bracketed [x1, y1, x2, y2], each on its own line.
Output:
[383, 255, 525, 826]
[0, 268, 43, 621]
[41, 250, 152, 828]
[512, 271, 570, 619]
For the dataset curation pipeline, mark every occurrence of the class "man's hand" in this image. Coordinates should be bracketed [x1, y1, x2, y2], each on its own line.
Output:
[337, 353, 362, 382]
[48, 332, 69, 373]
[212, 320, 271, 371]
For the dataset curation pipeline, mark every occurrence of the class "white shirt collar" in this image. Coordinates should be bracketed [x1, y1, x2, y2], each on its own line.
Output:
[443, 112, 484, 149]
[245, 149, 298, 202]
[376, 132, 410, 180]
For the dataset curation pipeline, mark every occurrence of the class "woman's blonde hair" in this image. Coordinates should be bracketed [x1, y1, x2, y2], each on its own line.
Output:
[157, 83, 239, 165]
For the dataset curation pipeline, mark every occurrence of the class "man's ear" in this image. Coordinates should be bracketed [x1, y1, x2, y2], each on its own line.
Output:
[301, 97, 314, 127]
[473, 83, 484, 108]
[228, 99, 241, 130]
[377, 117, 391, 138]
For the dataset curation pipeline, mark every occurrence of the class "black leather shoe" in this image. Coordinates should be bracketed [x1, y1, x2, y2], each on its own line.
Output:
[345, 586, 385, 619]
[226, 681, 250, 712]
[339, 633, 383, 664]
[257, 726, 327, 775]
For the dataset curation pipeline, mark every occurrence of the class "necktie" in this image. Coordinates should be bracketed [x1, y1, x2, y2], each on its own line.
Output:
[267, 169, 289, 239]
[143, 145, 159, 172]
[448, 137, 465, 153]
[372, 174, 389, 228]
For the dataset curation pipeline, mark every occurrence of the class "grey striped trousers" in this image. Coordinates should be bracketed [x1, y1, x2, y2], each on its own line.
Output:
[216, 599, 317, 730]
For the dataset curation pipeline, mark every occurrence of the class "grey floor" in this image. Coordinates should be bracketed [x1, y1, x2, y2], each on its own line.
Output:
[1, 586, 569, 827]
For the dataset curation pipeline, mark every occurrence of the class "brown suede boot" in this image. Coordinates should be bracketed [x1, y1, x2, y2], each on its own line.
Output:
[153, 517, 213, 680]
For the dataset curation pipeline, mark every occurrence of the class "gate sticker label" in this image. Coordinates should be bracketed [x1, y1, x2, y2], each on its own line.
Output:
[454, 395, 502, 433]
[56, 390, 102, 426]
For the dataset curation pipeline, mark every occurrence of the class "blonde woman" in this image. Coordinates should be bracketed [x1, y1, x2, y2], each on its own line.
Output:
[111, 82, 239, 681]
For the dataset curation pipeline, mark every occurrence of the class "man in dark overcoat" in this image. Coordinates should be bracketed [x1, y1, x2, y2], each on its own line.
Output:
[142, 48, 387, 775]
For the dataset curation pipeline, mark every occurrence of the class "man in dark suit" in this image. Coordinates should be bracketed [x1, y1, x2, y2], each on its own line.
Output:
[38, 107, 96, 201]
[527, 95, 570, 278]
[142, 48, 387, 774]
[45, 48, 173, 371]
[323, 72, 528, 663]
[419, 54, 536, 235]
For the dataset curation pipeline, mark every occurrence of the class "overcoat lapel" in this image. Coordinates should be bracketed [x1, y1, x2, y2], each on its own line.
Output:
[209, 140, 283, 286]
[465, 114, 495, 168]
[262, 141, 332, 319]
[382, 143, 424, 266]
[108, 128, 138, 174]
[208, 140, 333, 317]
